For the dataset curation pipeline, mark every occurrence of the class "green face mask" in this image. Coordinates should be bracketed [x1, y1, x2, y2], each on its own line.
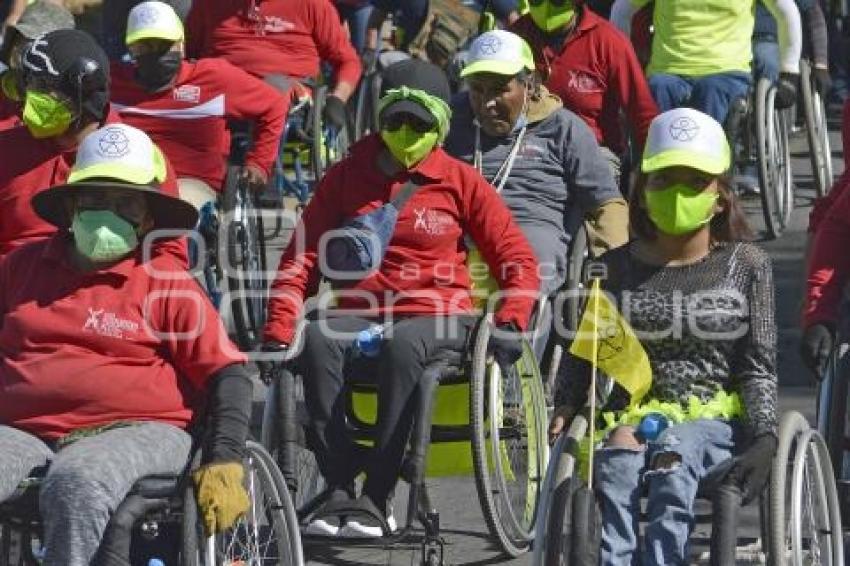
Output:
[529, 1, 576, 33]
[22, 90, 74, 139]
[0, 71, 20, 102]
[644, 183, 719, 236]
[72, 210, 140, 262]
[380, 124, 440, 169]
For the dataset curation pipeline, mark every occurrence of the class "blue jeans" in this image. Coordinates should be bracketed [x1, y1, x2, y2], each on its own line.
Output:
[595, 419, 742, 566]
[336, 3, 373, 53]
[753, 40, 780, 83]
[649, 72, 752, 125]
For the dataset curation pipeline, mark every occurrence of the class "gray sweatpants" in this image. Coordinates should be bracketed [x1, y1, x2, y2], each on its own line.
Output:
[0, 422, 192, 566]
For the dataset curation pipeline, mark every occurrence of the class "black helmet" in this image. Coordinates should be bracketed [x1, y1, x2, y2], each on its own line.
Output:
[21, 29, 110, 122]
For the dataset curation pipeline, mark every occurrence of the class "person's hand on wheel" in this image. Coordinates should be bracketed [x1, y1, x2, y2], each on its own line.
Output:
[813, 66, 833, 98]
[800, 323, 834, 379]
[256, 341, 289, 384]
[193, 461, 251, 536]
[775, 72, 798, 109]
[723, 434, 777, 504]
[322, 94, 349, 133]
[548, 404, 578, 444]
[240, 164, 268, 193]
[487, 323, 524, 369]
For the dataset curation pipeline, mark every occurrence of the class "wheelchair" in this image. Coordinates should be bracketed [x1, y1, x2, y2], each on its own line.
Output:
[0, 439, 302, 566]
[533, 404, 844, 565]
[727, 75, 794, 240]
[800, 59, 835, 198]
[260, 311, 550, 561]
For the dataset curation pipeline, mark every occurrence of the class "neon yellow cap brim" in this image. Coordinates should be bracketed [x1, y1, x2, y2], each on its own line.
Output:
[461, 59, 528, 78]
[641, 147, 731, 176]
[126, 27, 184, 46]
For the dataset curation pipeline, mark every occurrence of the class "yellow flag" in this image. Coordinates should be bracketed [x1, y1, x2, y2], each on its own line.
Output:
[569, 278, 652, 404]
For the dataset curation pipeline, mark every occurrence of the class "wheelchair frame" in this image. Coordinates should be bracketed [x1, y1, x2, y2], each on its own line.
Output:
[0, 441, 302, 566]
[800, 58, 835, 198]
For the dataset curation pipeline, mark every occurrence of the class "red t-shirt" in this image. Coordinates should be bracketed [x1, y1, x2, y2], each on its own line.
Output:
[263, 135, 541, 344]
[510, 9, 658, 154]
[0, 233, 245, 440]
[808, 97, 850, 234]
[186, 0, 361, 86]
[0, 112, 182, 261]
[112, 58, 288, 189]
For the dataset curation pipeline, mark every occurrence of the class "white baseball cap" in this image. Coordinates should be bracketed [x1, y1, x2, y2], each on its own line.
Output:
[642, 107, 731, 175]
[32, 124, 198, 230]
[126, 0, 184, 45]
[460, 30, 535, 78]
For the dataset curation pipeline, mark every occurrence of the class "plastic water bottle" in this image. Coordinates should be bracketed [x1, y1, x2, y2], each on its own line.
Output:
[637, 413, 669, 441]
[354, 324, 385, 357]
[147, 559, 165, 566]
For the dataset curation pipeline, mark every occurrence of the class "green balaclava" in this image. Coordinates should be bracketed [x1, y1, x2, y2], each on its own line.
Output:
[72, 210, 140, 262]
[644, 183, 719, 236]
[529, 0, 576, 33]
[22, 90, 74, 138]
[378, 87, 452, 169]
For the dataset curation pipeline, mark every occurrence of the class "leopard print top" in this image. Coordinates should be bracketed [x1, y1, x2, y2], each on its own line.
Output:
[555, 241, 778, 438]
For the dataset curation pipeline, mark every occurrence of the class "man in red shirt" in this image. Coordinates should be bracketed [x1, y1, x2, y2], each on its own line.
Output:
[186, 0, 362, 134]
[0, 123, 251, 565]
[112, 1, 287, 208]
[509, 0, 657, 178]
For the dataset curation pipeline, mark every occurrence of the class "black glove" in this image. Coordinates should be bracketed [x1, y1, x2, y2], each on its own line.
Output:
[487, 323, 524, 369]
[361, 48, 377, 74]
[256, 341, 289, 384]
[724, 434, 778, 504]
[322, 94, 349, 132]
[800, 323, 834, 379]
[775, 72, 798, 109]
[813, 66, 833, 98]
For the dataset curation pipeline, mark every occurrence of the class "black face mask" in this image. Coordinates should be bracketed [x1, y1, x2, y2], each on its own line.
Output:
[134, 51, 182, 92]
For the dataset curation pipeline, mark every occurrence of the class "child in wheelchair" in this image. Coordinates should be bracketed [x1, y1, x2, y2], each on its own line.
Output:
[261, 59, 540, 538]
[0, 124, 253, 565]
[548, 108, 779, 565]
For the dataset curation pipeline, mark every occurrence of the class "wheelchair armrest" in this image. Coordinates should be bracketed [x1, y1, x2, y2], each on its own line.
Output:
[127, 475, 182, 499]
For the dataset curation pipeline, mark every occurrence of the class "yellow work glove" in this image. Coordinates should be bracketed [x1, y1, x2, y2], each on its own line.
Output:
[192, 461, 251, 536]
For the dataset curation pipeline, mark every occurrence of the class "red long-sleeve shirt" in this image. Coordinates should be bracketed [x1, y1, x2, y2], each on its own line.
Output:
[805, 186, 850, 327]
[808, 97, 850, 234]
[510, 8, 658, 154]
[111, 58, 288, 189]
[263, 135, 541, 344]
[185, 0, 361, 86]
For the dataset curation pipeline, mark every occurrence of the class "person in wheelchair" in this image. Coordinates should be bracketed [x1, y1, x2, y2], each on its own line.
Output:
[508, 0, 658, 179]
[111, 1, 288, 210]
[0, 123, 253, 566]
[261, 58, 540, 537]
[548, 108, 778, 565]
[185, 0, 362, 135]
[611, 0, 802, 125]
[444, 30, 629, 351]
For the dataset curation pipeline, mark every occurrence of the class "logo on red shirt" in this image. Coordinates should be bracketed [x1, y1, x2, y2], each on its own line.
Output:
[262, 16, 295, 34]
[174, 85, 201, 104]
[413, 208, 452, 236]
[82, 308, 140, 339]
[566, 70, 604, 94]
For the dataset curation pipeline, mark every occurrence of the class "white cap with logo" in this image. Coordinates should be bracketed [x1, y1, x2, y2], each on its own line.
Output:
[460, 30, 535, 78]
[126, 0, 184, 45]
[642, 107, 731, 175]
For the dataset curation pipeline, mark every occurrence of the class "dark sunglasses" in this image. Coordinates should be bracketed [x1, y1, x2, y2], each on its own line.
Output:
[528, 0, 572, 6]
[381, 113, 434, 133]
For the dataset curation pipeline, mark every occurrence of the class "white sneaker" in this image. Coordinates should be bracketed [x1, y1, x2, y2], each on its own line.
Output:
[304, 517, 339, 537]
[338, 514, 397, 539]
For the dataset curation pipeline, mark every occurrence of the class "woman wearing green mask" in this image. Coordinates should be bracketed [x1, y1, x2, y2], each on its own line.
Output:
[0, 123, 254, 565]
[508, 0, 657, 181]
[262, 59, 540, 538]
[549, 108, 778, 565]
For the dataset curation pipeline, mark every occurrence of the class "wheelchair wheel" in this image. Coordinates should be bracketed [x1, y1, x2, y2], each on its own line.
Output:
[755, 77, 793, 239]
[310, 86, 351, 183]
[470, 320, 549, 557]
[801, 59, 835, 197]
[818, 338, 850, 526]
[353, 71, 381, 140]
[188, 441, 303, 566]
[220, 165, 268, 351]
[769, 411, 844, 566]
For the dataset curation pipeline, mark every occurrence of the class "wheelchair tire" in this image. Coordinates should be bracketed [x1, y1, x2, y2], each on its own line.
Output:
[755, 77, 793, 239]
[195, 441, 302, 566]
[310, 86, 352, 184]
[801, 59, 835, 198]
[353, 71, 379, 140]
[820, 340, 850, 524]
[470, 320, 549, 557]
[220, 165, 268, 351]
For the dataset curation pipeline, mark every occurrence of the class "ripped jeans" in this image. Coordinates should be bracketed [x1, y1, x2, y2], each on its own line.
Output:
[595, 419, 742, 566]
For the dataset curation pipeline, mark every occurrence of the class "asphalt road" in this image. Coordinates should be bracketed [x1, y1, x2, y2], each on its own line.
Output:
[251, 105, 846, 566]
